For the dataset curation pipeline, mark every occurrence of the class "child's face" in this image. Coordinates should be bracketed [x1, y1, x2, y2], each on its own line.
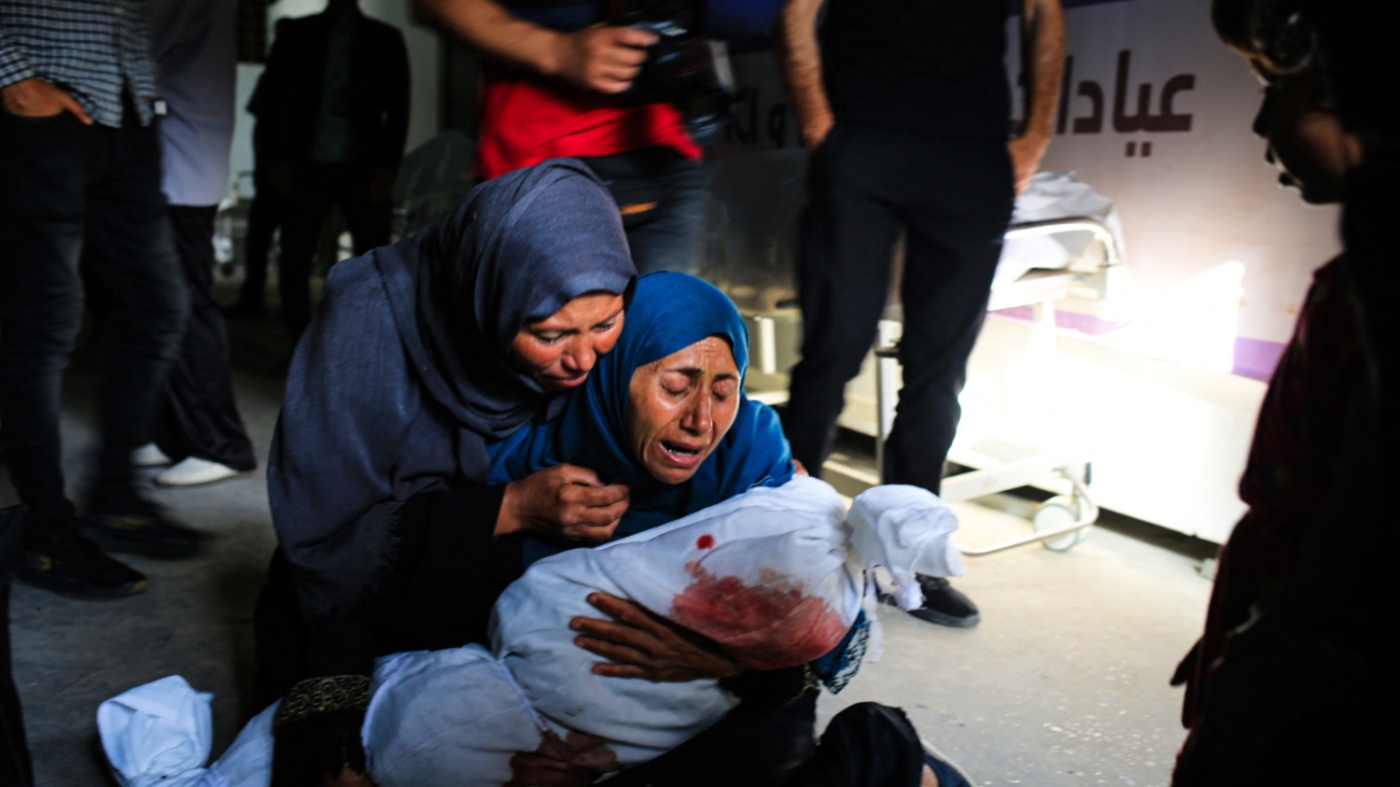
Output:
[1250, 69, 1361, 205]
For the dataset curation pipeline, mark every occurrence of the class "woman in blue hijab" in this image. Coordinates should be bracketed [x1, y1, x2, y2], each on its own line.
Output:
[257, 160, 638, 785]
[488, 271, 796, 567]
[485, 273, 829, 787]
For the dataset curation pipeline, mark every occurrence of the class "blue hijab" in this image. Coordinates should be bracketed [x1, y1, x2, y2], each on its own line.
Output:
[488, 273, 795, 565]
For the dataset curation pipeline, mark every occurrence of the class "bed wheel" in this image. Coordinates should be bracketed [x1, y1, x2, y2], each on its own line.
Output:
[1033, 496, 1089, 552]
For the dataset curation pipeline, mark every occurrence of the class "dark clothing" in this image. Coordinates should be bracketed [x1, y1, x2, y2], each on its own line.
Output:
[1, 506, 34, 787]
[579, 147, 708, 275]
[785, 703, 971, 787]
[276, 162, 392, 340]
[257, 11, 409, 341]
[604, 689, 819, 787]
[784, 125, 1012, 491]
[268, 160, 633, 620]
[155, 206, 257, 471]
[821, 0, 1009, 141]
[237, 87, 284, 312]
[257, 13, 409, 170]
[253, 484, 514, 708]
[236, 185, 281, 312]
[0, 106, 187, 539]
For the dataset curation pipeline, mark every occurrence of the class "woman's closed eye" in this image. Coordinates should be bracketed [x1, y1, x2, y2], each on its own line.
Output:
[660, 374, 691, 397]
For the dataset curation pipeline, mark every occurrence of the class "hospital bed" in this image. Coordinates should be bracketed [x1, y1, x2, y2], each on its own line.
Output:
[706, 151, 1122, 554]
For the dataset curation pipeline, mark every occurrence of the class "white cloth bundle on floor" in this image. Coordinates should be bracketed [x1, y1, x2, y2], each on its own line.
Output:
[97, 675, 214, 787]
[103, 478, 961, 787]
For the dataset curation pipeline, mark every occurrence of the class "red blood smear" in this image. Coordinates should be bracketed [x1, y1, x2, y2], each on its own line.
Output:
[668, 562, 847, 670]
[696, 534, 715, 550]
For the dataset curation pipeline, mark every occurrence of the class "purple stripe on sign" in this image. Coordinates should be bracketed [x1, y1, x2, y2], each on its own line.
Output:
[989, 307, 1128, 336]
[1231, 337, 1287, 382]
[989, 308, 1289, 382]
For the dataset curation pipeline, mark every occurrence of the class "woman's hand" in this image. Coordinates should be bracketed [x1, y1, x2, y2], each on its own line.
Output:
[497, 464, 629, 541]
[506, 729, 617, 787]
[571, 592, 742, 682]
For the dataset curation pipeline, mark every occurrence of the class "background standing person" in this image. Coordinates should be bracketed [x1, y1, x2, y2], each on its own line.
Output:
[257, 0, 409, 347]
[224, 35, 290, 321]
[0, 0, 203, 601]
[413, 0, 709, 274]
[778, 0, 1065, 628]
[140, 0, 258, 487]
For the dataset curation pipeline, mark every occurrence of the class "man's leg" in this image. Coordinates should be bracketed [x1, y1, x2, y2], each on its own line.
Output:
[885, 136, 1013, 630]
[884, 139, 1013, 493]
[234, 186, 278, 316]
[80, 117, 189, 498]
[783, 124, 903, 475]
[580, 147, 707, 275]
[277, 166, 331, 347]
[0, 112, 88, 536]
[155, 205, 257, 477]
[0, 111, 146, 599]
[337, 166, 392, 257]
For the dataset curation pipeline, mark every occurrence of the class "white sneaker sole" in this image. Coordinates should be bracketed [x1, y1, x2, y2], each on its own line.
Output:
[154, 457, 244, 487]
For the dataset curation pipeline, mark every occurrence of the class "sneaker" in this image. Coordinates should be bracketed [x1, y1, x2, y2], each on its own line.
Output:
[81, 494, 205, 559]
[131, 443, 173, 468]
[14, 527, 147, 600]
[901, 575, 981, 628]
[155, 456, 243, 487]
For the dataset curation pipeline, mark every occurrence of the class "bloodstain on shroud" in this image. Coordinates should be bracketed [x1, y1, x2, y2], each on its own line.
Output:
[668, 562, 848, 671]
[508, 728, 620, 786]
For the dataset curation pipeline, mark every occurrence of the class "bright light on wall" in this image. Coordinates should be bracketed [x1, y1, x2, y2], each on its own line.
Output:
[1102, 261, 1245, 375]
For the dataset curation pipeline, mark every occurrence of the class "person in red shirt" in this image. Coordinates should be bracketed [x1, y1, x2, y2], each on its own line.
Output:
[415, 0, 707, 275]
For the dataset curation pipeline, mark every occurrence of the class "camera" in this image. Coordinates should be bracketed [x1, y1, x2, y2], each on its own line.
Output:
[608, 0, 734, 144]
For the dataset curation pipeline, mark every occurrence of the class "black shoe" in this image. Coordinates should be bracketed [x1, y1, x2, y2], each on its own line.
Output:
[81, 494, 205, 559]
[14, 527, 147, 600]
[898, 575, 980, 628]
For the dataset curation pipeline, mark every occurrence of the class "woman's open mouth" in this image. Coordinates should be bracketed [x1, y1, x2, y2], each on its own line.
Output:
[659, 440, 705, 467]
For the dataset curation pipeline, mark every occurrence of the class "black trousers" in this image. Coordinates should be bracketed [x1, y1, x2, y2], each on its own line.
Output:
[1, 506, 34, 787]
[237, 174, 283, 311]
[580, 147, 707, 276]
[0, 106, 187, 537]
[277, 162, 391, 344]
[155, 206, 257, 471]
[784, 124, 1013, 494]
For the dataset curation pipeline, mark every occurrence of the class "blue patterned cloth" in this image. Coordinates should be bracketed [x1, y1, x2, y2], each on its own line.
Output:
[811, 609, 871, 693]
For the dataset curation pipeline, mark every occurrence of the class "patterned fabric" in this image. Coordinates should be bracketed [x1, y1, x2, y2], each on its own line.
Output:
[271, 675, 371, 732]
[811, 609, 871, 693]
[0, 0, 158, 127]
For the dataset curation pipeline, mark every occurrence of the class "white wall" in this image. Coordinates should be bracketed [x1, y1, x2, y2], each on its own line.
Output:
[228, 0, 441, 196]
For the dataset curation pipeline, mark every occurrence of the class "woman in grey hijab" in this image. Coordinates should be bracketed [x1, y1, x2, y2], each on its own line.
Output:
[258, 159, 637, 784]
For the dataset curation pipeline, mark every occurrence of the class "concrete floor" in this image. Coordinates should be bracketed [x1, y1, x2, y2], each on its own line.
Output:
[3, 307, 1217, 786]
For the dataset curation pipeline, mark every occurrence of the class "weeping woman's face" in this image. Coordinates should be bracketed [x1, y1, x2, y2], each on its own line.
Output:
[625, 336, 742, 485]
[510, 292, 626, 392]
